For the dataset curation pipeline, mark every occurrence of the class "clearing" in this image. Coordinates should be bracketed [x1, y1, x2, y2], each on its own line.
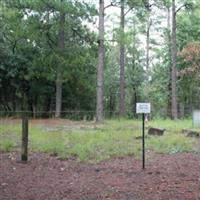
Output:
[0, 118, 200, 199]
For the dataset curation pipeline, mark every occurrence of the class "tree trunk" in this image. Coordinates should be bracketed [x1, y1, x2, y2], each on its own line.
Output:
[146, 18, 151, 70]
[167, 7, 172, 118]
[32, 96, 37, 118]
[96, 0, 104, 122]
[119, 0, 125, 117]
[131, 88, 137, 117]
[12, 90, 16, 111]
[171, 0, 178, 119]
[132, 21, 136, 117]
[109, 88, 115, 118]
[27, 96, 33, 117]
[55, 1, 65, 118]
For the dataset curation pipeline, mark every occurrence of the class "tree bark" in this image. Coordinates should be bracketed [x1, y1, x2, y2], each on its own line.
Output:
[132, 20, 137, 117]
[171, 0, 178, 119]
[55, 1, 65, 118]
[96, 0, 104, 122]
[167, 6, 172, 118]
[119, 0, 125, 117]
[109, 87, 115, 118]
[146, 18, 151, 70]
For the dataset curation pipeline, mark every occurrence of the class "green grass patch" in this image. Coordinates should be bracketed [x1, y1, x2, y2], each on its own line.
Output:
[147, 133, 195, 154]
[148, 119, 195, 131]
[0, 124, 21, 152]
[0, 139, 15, 152]
[0, 119, 199, 162]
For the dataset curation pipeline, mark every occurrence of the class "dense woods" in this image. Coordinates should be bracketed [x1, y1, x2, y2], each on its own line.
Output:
[0, 0, 200, 120]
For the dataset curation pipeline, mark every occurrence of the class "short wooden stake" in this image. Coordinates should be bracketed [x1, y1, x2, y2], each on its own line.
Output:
[21, 117, 28, 162]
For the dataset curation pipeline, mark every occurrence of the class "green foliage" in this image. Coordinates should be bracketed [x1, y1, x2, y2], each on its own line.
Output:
[0, 0, 98, 113]
[1, 0, 200, 118]
[175, 1, 200, 113]
[148, 134, 194, 154]
[145, 62, 170, 118]
[0, 124, 21, 152]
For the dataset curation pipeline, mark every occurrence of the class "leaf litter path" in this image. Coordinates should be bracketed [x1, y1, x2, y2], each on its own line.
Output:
[0, 152, 200, 200]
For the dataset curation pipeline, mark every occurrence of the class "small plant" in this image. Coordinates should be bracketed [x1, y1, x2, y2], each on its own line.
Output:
[0, 140, 15, 152]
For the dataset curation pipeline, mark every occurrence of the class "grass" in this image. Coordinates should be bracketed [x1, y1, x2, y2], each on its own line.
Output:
[0, 118, 199, 162]
[0, 123, 21, 152]
[0, 139, 15, 152]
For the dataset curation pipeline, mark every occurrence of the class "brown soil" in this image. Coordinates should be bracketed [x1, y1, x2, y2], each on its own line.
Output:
[1, 152, 200, 200]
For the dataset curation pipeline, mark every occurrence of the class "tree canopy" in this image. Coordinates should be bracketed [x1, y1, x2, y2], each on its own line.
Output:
[0, 0, 200, 119]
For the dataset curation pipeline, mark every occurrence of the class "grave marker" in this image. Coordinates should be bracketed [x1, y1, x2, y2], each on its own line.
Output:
[193, 110, 200, 127]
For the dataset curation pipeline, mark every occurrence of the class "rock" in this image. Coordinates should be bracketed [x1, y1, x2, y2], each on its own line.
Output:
[181, 129, 200, 138]
[186, 131, 199, 138]
[148, 127, 166, 136]
[182, 129, 189, 134]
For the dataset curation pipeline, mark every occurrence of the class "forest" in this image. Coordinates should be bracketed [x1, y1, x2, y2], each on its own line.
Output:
[0, 0, 200, 121]
[1, 1, 200, 199]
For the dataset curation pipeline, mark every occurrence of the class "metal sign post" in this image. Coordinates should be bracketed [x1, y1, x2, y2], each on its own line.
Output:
[142, 113, 145, 169]
[136, 103, 151, 169]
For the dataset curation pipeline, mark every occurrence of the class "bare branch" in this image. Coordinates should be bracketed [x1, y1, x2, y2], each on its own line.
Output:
[124, 2, 156, 17]
[104, 2, 119, 10]
[175, 3, 191, 15]
[124, 7, 133, 16]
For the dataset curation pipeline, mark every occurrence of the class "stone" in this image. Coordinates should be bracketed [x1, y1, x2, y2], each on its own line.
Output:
[148, 127, 166, 136]
[181, 129, 200, 138]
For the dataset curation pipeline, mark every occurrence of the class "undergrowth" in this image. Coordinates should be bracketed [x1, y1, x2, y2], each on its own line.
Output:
[0, 119, 199, 162]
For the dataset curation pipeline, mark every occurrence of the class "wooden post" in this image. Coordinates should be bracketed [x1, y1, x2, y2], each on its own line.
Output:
[21, 117, 28, 162]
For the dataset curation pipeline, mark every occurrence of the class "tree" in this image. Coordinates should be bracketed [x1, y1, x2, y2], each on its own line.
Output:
[96, 0, 105, 122]
[104, 46, 119, 117]
[125, 15, 146, 116]
[119, 0, 126, 117]
[166, 2, 172, 118]
[119, 0, 147, 117]
[179, 42, 200, 75]
[0, 0, 97, 117]
[170, 0, 193, 119]
[55, 0, 65, 118]
[178, 43, 200, 114]
[171, 0, 178, 119]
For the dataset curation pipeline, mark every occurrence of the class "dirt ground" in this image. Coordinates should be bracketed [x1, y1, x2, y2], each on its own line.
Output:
[1, 152, 200, 200]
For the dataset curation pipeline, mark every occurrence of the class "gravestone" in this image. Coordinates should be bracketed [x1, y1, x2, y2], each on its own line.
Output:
[148, 127, 166, 136]
[182, 129, 200, 138]
[192, 110, 200, 127]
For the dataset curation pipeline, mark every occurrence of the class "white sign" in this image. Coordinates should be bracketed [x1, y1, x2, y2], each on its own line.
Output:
[136, 103, 151, 114]
[193, 110, 200, 127]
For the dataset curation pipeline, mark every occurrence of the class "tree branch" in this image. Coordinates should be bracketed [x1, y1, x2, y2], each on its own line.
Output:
[175, 3, 190, 15]
[2, 32, 19, 54]
[124, 2, 156, 17]
[124, 7, 133, 16]
[104, 2, 119, 10]
[72, 28, 94, 46]
[46, 32, 56, 50]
